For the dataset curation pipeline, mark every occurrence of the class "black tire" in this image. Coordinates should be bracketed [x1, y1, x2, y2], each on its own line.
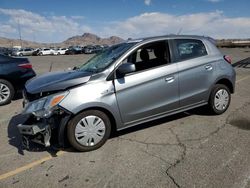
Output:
[67, 110, 111, 152]
[19, 53, 23, 56]
[208, 84, 231, 115]
[0, 79, 14, 106]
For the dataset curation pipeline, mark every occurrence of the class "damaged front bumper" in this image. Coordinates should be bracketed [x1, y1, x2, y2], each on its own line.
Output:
[17, 113, 53, 149]
[17, 110, 71, 150]
[18, 91, 71, 150]
[18, 121, 51, 148]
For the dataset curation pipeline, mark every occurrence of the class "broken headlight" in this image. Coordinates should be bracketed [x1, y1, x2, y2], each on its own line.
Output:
[23, 91, 69, 118]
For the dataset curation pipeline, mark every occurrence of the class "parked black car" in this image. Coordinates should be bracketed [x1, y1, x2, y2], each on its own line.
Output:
[32, 48, 41, 56]
[0, 54, 36, 105]
[82, 45, 95, 54]
[93, 45, 104, 53]
[82, 45, 104, 54]
[65, 46, 82, 55]
[0, 47, 13, 56]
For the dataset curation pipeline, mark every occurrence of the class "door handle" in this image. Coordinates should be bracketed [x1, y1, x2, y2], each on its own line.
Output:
[165, 76, 174, 83]
[205, 65, 213, 71]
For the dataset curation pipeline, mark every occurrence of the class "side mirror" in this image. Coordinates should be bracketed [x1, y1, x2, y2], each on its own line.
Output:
[117, 63, 136, 75]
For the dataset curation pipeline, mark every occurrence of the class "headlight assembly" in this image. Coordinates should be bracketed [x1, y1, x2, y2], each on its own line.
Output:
[23, 91, 69, 118]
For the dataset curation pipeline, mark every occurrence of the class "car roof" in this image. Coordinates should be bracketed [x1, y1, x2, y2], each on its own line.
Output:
[127, 34, 211, 43]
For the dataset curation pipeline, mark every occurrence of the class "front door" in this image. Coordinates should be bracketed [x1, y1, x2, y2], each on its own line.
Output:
[114, 40, 179, 125]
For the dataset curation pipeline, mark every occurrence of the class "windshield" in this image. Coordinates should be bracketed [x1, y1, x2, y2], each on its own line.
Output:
[79, 42, 135, 73]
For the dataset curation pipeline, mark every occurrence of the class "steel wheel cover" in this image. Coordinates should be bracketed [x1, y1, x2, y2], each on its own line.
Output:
[214, 89, 229, 111]
[0, 83, 10, 102]
[75, 115, 106, 146]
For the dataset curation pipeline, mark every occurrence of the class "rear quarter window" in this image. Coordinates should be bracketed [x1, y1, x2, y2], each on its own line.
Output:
[174, 39, 208, 61]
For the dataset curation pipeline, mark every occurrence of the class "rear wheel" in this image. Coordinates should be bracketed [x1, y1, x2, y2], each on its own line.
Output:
[208, 84, 231, 115]
[67, 110, 111, 151]
[0, 79, 14, 106]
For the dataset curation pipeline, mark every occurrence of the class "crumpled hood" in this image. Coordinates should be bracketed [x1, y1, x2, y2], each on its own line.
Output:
[26, 70, 92, 94]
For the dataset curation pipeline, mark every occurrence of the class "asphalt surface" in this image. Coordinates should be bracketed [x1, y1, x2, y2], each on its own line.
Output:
[0, 49, 250, 188]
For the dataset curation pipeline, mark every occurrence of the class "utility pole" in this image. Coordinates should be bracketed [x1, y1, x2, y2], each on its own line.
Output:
[177, 27, 183, 35]
[17, 19, 22, 47]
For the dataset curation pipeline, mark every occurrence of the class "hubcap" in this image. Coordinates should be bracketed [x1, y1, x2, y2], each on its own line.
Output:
[0, 83, 10, 103]
[214, 89, 229, 111]
[75, 115, 106, 147]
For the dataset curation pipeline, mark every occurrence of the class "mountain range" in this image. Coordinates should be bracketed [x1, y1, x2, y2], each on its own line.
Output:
[0, 33, 124, 48]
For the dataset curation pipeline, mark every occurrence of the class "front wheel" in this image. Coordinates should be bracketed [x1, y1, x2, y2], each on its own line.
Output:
[67, 110, 111, 152]
[208, 84, 231, 115]
[0, 79, 14, 106]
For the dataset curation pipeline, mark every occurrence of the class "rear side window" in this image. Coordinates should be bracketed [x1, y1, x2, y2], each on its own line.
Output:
[174, 39, 207, 61]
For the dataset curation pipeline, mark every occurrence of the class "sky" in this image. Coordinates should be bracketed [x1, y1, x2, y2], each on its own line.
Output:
[0, 0, 250, 43]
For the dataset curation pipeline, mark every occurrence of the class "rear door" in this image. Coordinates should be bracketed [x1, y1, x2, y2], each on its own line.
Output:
[172, 39, 216, 107]
[114, 40, 179, 125]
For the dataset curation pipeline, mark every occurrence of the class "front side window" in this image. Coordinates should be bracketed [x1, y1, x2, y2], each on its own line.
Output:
[174, 39, 207, 61]
[122, 40, 170, 73]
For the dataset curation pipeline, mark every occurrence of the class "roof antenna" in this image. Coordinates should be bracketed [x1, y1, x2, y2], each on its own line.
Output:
[177, 28, 183, 35]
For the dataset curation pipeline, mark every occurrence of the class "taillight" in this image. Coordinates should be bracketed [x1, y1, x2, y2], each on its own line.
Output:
[224, 55, 232, 64]
[18, 63, 33, 69]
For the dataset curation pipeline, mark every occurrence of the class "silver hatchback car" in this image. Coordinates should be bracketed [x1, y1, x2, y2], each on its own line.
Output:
[18, 35, 235, 151]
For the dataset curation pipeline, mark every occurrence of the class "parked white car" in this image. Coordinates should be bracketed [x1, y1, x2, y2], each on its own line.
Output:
[55, 48, 68, 55]
[38, 48, 56, 56]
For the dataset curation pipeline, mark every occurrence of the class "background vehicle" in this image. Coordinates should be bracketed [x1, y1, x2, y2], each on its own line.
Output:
[55, 48, 68, 55]
[65, 46, 82, 55]
[18, 35, 235, 152]
[82, 45, 94, 54]
[0, 47, 13, 56]
[93, 45, 104, 53]
[13, 48, 35, 56]
[82, 45, 104, 54]
[38, 48, 56, 56]
[32, 48, 41, 56]
[0, 54, 36, 105]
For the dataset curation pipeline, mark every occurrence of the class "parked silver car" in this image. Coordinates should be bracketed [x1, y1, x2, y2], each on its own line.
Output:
[13, 48, 34, 56]
[18, 35, 235, 151]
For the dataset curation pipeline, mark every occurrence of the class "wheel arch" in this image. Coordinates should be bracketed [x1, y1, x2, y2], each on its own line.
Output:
[215, 78, 234, 94]
[58, 105, 119, 147]
[0, 77, 15, 90]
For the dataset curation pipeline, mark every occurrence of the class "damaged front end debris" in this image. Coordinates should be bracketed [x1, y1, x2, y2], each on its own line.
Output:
[17, 91, 70, 150]
[18, 121, 51, 148]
